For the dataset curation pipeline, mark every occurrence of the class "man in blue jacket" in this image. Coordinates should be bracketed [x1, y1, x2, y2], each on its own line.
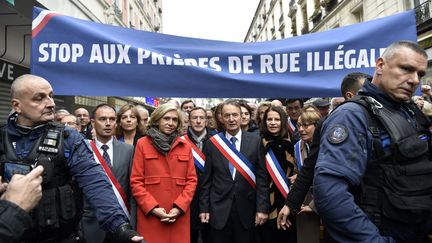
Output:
[314, 40, 432, 242]
[0, 74, 144, 243]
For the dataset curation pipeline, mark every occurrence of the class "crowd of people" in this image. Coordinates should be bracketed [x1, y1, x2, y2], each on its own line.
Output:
[1, 40, 432, 243]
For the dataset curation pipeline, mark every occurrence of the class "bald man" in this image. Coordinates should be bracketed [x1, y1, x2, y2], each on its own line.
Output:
[1, 74, 143, 243]
[74, 107, 92, 139]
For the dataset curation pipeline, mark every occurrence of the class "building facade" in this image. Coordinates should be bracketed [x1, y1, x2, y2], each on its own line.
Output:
[37, 0, 163, 113]
[0, 0, 163, 123]
[244, 0, 432, 83]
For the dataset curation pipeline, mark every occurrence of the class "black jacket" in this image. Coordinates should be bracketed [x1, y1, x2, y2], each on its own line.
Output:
[187, 129, 211, 229]
[285, 118, 324, 214]
[200, 131, 269, 230]
[262, 137, 295, 217]
[0, 200, 32, 243]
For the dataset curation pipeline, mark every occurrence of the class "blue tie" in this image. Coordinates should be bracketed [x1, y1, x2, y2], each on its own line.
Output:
[101, 144, 112, 168]
[229, 137, 237, 176]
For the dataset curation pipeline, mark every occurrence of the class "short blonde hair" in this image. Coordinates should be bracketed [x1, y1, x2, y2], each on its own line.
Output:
[149, 104, 183, 133]
[299, 109, 322, 125]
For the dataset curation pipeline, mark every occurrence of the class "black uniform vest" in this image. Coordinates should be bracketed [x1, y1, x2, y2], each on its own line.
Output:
[349, 96, 432, 226]
[0, 122, 83, 241]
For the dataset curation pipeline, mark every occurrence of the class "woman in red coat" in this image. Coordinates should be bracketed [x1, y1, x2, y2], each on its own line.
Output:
[131, 104, 197, 243]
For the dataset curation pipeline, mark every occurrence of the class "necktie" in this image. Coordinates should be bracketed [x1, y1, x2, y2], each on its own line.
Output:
[229, 137, 237, 177]
[101, 144, 112, 168]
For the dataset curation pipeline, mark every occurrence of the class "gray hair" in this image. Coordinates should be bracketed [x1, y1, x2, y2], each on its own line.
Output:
[382, 40, 427, 60]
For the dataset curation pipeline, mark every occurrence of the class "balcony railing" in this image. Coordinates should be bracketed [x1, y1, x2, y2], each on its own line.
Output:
[114, 3, 123, 20]
[416, 1, 431, 25]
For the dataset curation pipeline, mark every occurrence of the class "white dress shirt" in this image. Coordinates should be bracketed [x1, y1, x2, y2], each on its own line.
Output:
[95, 137, 114, 167]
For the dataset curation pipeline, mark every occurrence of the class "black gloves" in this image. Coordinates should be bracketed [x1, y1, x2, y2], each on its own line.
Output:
[107, 223, 146, 243]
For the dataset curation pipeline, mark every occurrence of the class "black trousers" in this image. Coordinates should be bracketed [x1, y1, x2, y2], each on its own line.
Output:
[211, 203, 255, 243]
[191, 225, 212, 243]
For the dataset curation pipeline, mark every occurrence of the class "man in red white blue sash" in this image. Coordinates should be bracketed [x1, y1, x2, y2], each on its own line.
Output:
[199, 101, 269, 243]
[81, 104, 136, 243]
[183, 107, 212, 243]
[286, 98, 303, 144]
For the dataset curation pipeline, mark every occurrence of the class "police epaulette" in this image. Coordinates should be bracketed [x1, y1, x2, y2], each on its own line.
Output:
[48, 121, 65, 129]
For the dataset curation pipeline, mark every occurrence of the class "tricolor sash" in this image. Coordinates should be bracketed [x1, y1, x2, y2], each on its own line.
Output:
[265, 148, 290, 198]
[288, 118, 296, 134]
[294, 140, 304, 171]
[210, 133, 256, 189]
[89, 140, 130, 217]
[180, 135, 205, 172]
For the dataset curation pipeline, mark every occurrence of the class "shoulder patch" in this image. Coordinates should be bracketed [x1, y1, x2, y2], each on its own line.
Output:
[327, 125, 348, 144]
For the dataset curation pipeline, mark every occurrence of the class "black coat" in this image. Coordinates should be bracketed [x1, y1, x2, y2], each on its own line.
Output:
[200, 131, 269, 230]
[187, 129, 210, 230]
[285, 118, 324, 213]
[0, 200, 32, 243]
[262, 138, 295, 217]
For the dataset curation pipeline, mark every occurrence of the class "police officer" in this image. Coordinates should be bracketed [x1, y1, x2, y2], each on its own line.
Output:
[0, 74, 144, 243]
[0, 166, 43, 243]
[314, 40, 432, 242]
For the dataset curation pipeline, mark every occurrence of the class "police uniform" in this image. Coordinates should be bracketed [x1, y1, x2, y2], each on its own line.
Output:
[314, 80, 432, 242]
[0, 114, 131, 242]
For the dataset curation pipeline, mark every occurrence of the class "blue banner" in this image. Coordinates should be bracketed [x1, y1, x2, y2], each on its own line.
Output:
[31, 7, 417, 98]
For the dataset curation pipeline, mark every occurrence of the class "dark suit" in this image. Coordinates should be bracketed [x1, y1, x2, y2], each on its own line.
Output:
[200, 131, 269, 243]
[81, 139, 135, 243]
[187, 129, 212, 243]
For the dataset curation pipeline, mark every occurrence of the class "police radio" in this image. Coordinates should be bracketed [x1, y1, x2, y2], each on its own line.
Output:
[1, 161, 33, 183]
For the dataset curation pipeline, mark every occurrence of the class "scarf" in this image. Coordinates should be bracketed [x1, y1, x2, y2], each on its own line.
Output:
[146, 127, 177, 155]
[188, 127, 207, 150]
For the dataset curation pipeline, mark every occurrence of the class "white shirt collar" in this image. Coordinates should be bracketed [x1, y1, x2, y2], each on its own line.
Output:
[225, 129, 242, 150]
[94, 137, 114, 166]
[95, 137, 114, 148]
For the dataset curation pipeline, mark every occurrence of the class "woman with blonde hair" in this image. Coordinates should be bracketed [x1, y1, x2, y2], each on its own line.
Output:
[294, 109, 322, 243]
[116, 104, 144, 146]
[131, 104, 197, 243]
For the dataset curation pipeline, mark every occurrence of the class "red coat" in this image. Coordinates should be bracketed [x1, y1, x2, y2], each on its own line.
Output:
[131, 136, 197, 243]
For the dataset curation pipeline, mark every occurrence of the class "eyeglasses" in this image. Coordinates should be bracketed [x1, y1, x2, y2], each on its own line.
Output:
[297, 122, 315, 129]
[63, 122, 77, 126]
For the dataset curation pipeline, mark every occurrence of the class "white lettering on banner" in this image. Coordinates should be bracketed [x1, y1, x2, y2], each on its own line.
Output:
[89, 44, 131, 64]
[260, 53, 300, 73]
[306, 45, 386, 71]
[36, 42, 387, 74]
[38, 43, 83, 63]
[137, 48, 222, 71]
